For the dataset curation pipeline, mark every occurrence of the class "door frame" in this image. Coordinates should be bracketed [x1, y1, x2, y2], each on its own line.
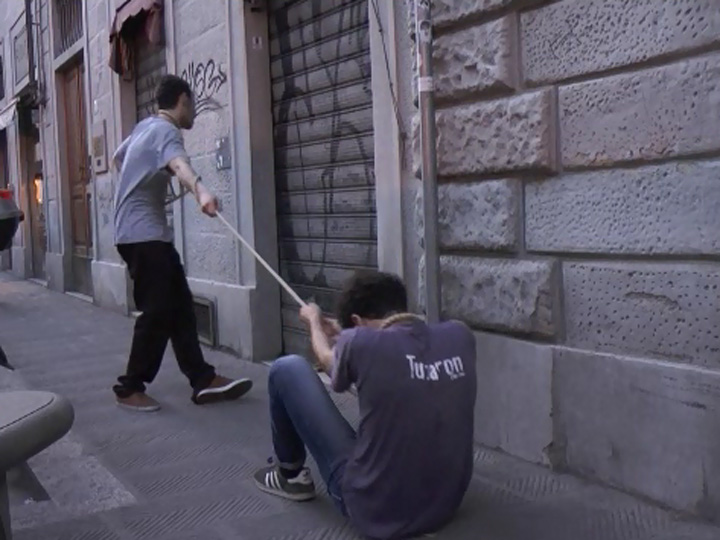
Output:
[230, 0, 406, 359]
[0, 129, 11, 270]
[27, 157, 46, 280]
[368, 0, 404, 277]
[55, 52, 94, 296]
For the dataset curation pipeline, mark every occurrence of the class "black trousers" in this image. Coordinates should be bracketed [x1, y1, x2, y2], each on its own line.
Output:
[114, 241, 215, 398]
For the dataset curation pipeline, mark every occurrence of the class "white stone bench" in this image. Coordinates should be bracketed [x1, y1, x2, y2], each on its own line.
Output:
[0, 391, 74, 540]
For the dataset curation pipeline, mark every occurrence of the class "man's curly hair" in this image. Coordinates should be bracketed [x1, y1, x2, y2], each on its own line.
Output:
[156, 74, 193, 110]
[337, 271, 408, 329]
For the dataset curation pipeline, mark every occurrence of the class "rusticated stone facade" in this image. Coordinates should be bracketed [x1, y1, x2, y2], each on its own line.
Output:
[406, 0, 720, 522]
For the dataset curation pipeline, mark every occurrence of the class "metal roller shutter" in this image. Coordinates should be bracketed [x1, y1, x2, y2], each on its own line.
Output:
[135, 45, 166, 121]
[269, 0, 377, 355]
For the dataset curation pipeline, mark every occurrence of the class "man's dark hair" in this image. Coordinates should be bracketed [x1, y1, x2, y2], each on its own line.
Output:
[337, 271, 408, 329]
[155, 75, 192, 110]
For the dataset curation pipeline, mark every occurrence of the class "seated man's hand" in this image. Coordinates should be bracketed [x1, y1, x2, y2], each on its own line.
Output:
[321, 317, 341, 341]
[299, 303, 323, 327]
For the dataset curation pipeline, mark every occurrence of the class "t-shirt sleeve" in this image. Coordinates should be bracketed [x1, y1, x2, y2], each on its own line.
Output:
[452, 320, 477, 369]
[112, 135, 131, 170]
[157, 125, 188, 169]
[330, 329, 358, 393]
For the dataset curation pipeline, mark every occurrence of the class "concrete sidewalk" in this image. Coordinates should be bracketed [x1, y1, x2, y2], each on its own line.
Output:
[1, 274, 718, 540]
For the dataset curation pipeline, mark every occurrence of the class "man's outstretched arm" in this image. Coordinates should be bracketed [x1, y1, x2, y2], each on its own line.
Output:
[167, 156, 219, 216]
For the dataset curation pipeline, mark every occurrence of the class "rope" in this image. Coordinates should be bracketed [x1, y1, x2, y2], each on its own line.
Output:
[380, 312, 424, 329]
[216, 212, 307, 307]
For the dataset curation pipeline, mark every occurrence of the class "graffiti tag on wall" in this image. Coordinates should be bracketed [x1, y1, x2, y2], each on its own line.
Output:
[181, 59, 228, 115]
[138, 59, 228, 119]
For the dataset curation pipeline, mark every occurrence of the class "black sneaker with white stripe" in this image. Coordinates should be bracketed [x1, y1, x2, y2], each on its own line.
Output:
[192, 375, 253, 405]
[253, 464, 316, 501]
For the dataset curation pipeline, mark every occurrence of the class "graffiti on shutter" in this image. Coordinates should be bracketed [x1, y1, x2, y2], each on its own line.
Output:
[269, 0, 377, 354]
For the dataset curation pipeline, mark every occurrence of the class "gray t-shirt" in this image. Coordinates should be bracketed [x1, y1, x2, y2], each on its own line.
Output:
[113, 117, 188, 245]
[331, 319, 477, 540]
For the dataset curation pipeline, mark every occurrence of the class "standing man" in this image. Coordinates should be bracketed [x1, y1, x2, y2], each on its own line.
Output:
[253, 271, 476, 539]
[112, 75, 252, 412]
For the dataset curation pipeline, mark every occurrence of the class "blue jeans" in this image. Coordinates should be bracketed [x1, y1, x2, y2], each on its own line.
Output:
[269, 355, 356, 513]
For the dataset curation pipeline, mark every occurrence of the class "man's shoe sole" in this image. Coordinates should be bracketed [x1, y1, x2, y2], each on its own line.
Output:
[253, 478, 316, 501]
[193, 378, 253, 405]
[116, 401, 161, 413]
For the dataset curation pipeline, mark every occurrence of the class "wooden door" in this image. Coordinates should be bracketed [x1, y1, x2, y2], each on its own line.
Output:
[62, 61, 93, 296]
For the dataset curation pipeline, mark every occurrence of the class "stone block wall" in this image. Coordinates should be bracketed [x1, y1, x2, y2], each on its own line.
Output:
[173, 0, 238, 284]
[408, 0, 720, 520]
[86, 0, 239, 297]
[87, 0, 117, 265]
[0, 0, 56, 278]
[36, 0, 59, 256]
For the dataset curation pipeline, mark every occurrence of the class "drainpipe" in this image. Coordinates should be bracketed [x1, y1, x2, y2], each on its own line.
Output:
[24, 0, 37, 91]
[414, 1, 441, 323]
[33, 0, 44, 101]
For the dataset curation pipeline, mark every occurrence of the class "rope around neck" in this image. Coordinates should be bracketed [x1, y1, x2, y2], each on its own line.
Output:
[380, 313, 424, 329]
[158, 110, 179, 127]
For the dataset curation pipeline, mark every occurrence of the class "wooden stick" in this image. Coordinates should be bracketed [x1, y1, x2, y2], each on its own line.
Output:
[216, 212, 307, 307]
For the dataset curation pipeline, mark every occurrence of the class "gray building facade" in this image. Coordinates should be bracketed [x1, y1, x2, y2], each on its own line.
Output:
[1, 0, 718, 523]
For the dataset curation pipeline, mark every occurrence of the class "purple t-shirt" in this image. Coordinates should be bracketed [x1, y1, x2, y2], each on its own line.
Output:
[331, 319, 477, 539]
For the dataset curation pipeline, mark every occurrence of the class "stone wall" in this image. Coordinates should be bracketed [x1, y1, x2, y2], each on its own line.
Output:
[36, 0, 64, 288]
[0, 1, 31, 271]
[86, 0, 241, 312]
[87, 0, 117, 266]
[2, 0, 252, 347]
[409, 0, 720, 521]
[0, 0, 56, 279]
[88, 0, 239, 286]
[172, 0, 238, 284]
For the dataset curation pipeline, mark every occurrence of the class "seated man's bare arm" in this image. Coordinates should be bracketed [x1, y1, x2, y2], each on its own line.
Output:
[301, 304, 335, 375]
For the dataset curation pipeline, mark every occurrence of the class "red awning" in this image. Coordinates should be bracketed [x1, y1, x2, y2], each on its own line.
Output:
[108, 0, 164, 77]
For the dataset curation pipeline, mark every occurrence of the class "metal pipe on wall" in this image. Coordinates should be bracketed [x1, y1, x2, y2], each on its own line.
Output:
[414, 0, 441, 323]
[24, 0, 36, 90]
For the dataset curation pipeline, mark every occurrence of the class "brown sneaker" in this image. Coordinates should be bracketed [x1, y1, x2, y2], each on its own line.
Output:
[192, 375, 253, 405]
[116, 392, 161, 413]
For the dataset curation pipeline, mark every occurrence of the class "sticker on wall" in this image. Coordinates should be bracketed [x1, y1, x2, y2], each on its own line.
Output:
[216, 137, 231, 171]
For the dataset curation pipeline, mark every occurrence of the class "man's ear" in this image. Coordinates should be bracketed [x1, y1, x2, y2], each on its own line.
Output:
[351, 314, 363, 327]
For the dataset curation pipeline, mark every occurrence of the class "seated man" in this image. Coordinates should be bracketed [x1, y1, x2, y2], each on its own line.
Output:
[254, 271, 477, 539]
